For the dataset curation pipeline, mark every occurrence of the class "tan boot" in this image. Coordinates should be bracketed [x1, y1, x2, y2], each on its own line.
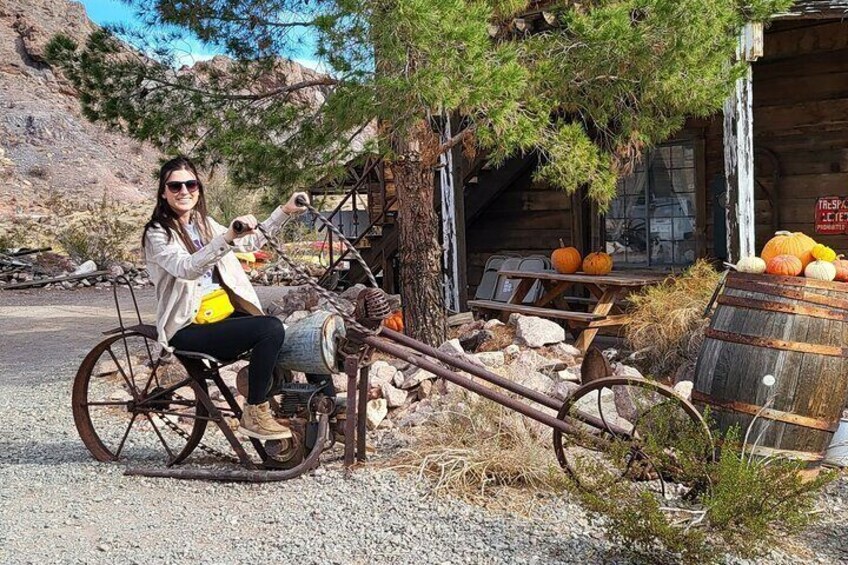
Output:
[239, 402, 292, 440]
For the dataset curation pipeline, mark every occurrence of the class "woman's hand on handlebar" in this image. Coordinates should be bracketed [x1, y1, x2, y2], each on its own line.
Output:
[282, 192, 309, 215]
[225, 214, 258, 243]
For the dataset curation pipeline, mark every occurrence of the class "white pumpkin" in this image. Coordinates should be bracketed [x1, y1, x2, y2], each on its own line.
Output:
[736, 256, 767, 274]
[804, 260, 837, 281]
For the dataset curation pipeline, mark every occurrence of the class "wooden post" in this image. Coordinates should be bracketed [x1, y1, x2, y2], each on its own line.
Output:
[439, 115, 468, 312]
[723, 22, 763, 262]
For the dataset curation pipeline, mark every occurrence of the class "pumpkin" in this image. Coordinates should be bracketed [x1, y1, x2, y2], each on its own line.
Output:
[834, 255, 848, 282]
[811, 243, 837, 262]
[551, 239, 582, 274]
[582, 251, 613, 275]
[735, 256, 766, 274]
[804, 260, 837, 281]
[765, 254, 803, 277]
[761, 231, 817, 268]
[383, 310, 404, 332]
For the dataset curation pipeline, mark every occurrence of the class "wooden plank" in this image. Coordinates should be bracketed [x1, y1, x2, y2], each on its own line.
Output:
[486, 190, 572, 212]
[575, 288, 621, 351]
[467, 299, 600, 322]
[755, 71, 848, 108]
[0, 270, 111, 290]
[471, 210, 573, 230]
[756, 48, 848, 80]
[755, 99, 848, 137]
[763, 20, 848, 59]
[466, 229, 569, 251]
[496, 269, 666, 286]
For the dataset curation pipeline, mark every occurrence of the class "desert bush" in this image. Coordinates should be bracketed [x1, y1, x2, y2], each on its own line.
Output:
[204, 175, 273, 225]
[389, 385, 571, 513]
[55, 193, 144, 266]
[625, 259, 722, 378]
[570, 422, 834, 563]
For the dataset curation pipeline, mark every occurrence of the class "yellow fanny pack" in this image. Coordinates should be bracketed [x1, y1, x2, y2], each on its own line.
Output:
[194, 287, 235, 324]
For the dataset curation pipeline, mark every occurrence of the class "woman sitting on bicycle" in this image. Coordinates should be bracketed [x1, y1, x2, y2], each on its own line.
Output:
[142, 156, 308, 441]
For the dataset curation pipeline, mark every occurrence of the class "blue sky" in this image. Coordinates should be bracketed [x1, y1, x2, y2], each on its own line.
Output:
[77, 0, 321, 70]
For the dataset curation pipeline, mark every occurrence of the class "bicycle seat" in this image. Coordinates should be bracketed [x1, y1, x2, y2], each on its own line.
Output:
[173, 349, 251, 368]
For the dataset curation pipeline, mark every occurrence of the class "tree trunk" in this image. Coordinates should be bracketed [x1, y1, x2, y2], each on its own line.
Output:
[390, 124, 447, 347]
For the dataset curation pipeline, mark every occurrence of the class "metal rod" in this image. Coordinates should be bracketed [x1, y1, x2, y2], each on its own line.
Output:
[356, 365, 369, 462]
[344, 359, 358, 468]
[378, 327, 562, 412]
[126, 416, 328, 481]
[361, 335, 584, 437]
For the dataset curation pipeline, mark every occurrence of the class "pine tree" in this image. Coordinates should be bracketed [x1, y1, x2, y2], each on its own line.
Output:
[47, 0, 791, 345]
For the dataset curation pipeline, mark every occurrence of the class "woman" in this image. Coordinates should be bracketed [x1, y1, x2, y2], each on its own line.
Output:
[143, 156, 308, 441]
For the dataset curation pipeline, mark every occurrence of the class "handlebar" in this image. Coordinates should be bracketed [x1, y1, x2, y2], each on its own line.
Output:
[231, 196, 311, 234]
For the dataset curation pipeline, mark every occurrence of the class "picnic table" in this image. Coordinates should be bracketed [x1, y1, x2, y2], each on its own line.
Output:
[468, 270, 667, 352]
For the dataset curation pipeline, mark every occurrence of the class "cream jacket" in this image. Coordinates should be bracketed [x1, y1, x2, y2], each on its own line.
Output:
[144, 207, 289, 352]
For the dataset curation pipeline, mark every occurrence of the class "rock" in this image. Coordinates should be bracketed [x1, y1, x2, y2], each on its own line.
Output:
[380, 382, 408, 408]
[473, 351, 504, 368]
[397, 402, 434, 428]
[332, 373, 348, 394]
[483, 319, 505, 330]
[614, 364, 644, 380]
[418, 379, 433, 400]
[339, 284, 367, 301]
[265, 285, 321, 318]
[503, 344, 520, 356]
[368, 361, 399, 388]
[513, 315, 565, 348]
[552, 342, 582, 358]
[108, 265, 124, 278]
[284, 310, 311, 325]
[73, 260, 97, 275]
[512, 349, 547, 372]
[392, 370, 406, 388]
[612, 385, 638, 423]
[551, 381, 580, 401]
[458, 329, 494, 352]
[673, 380, 694, 401]
[366, 399, 388, 430]
[401, 367, 437, 389]
[556, 368, 581, 382]
[456, 320, 485, 336]
[674, 362, 695, 384]
[108, 390, 132, 403]
[438, 338, 465, 356]
[316, 296, 354, 316]
[387, 359, 410, 372]
[516, 372, 555, 394]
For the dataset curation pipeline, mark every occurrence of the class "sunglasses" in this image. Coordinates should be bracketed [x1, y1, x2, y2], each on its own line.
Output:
[165, 180, 200, 193]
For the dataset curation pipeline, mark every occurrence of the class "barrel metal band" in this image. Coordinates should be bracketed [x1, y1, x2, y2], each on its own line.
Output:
[732, 271, 848, 293]
[724, 278, 848, 311]
[704, 328, 848, 358]
[745, 444, 824, 463]
[691, 390, 839, 432]
[716, 295, 848, 322]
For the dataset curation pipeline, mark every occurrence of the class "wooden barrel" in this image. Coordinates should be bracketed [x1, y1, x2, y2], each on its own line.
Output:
[693, 271, 848, 465]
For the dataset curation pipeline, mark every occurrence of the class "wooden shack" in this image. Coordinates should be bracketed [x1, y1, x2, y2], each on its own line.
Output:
[449, 2, 848, 305]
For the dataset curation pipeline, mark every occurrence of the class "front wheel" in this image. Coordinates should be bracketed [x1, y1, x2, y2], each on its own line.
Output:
[72, 332, 208, 465]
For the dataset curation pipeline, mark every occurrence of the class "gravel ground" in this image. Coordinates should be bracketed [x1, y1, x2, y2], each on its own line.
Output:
[0, 287, 845, 564]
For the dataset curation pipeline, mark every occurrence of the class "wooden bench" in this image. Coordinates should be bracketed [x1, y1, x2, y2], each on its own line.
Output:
[467, 300, 601, 322]
[469, 269, 666, 352]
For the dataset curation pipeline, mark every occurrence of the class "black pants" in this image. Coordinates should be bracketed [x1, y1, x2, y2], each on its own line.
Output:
[170, 314, 284, 405]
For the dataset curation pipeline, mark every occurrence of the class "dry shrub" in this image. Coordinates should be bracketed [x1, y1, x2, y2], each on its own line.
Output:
[388, 385, 569, 513]
[625, 260, 722, 378]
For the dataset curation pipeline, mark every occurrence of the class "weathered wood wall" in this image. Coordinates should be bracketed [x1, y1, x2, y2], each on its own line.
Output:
[704, 19, 848, 258]
[465, 173, 573, 295]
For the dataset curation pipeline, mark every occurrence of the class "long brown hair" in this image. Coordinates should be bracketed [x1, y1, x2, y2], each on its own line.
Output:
[141, 156, 212, 251]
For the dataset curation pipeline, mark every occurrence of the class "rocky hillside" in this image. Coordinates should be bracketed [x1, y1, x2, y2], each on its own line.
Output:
[0, 0, 161, 219]
[0, 0, 334, 228]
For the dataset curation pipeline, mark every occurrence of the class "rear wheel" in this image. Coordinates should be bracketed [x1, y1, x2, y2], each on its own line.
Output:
[72, 332, 208, 465]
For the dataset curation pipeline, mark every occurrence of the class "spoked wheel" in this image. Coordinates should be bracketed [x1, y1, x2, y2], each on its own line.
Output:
[72, 332, 208, 465]
[553, 377, 714, 497]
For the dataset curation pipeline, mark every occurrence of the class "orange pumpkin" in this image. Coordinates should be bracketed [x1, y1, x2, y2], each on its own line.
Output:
[551, 239, 582, 274]
[766, 254, 803, 277]
[383, 310, 404, 332]
[761, 231, 816, 268]
[834, 255, 848, 282]
[582, 252, 613, 275]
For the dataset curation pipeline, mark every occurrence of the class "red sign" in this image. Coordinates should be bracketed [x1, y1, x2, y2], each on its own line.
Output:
[815, 196, 848, 235]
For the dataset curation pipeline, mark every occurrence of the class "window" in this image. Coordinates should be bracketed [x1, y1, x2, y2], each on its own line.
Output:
[605, 141, 697, 267]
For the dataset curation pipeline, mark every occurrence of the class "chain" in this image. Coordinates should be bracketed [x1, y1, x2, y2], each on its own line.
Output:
[255, 200, 382, 337]
[154, 401, 241, 464]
